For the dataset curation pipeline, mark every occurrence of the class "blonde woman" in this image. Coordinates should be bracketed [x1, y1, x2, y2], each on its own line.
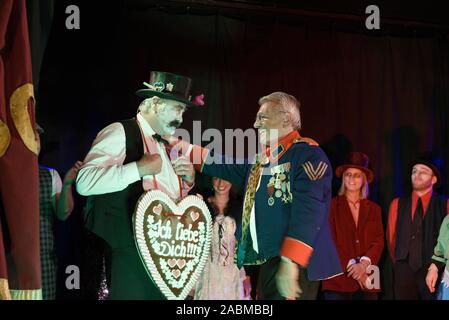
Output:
[322, 152, 384, 300]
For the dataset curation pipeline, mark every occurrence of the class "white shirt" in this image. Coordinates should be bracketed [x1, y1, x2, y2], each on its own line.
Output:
[47, 167, 62, 211]
[76, 113, 192, 201]
[250, 171, 262, 253]
[48, 168, 63, 197]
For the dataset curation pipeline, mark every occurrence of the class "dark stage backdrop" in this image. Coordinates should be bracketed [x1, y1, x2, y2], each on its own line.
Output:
[32, 1, 449, 299]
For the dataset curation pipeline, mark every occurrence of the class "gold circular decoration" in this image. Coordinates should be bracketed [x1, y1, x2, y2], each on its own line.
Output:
[0, 121, 11, 157]
[10, 83, 38, 155]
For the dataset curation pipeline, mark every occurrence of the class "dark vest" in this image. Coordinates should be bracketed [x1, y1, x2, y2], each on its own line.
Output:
[84, 119, 144, 249]
[395, 194, 447, 270]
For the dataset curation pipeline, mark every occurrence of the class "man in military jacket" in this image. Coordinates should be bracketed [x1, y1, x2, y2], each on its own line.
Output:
[175, 92, 342, 299]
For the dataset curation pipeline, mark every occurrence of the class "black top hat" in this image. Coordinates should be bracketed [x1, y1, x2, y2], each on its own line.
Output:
[411, 152, 442, 187]
[135, 71, 204, 107]
[335, 151, 374, 183]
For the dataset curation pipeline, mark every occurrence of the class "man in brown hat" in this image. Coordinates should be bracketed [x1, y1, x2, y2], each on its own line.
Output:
[387, 152, 449, 299]
[76, 71, 203, 299]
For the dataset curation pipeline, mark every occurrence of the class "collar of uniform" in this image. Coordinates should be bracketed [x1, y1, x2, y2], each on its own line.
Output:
[263, 130, 301, 164]
[137, 112, 156, 137]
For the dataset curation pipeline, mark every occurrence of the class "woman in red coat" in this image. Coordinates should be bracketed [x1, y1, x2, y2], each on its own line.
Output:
[322, 152, 385, 300]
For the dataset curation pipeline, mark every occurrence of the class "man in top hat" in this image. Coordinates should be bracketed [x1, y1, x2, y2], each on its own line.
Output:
[76, 71, 203, 299]
[171, 91, 342, 299]
[387, 152, 449, 299]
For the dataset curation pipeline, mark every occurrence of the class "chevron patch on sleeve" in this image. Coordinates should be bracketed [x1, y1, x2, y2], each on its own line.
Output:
[302, 161, 328, 181]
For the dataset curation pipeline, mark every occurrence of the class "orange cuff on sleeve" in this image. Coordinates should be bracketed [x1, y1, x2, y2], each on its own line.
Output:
[280, 237, 313, 267]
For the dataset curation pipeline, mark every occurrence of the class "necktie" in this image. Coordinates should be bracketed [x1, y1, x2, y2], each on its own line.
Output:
[409, 197, 423, 272]
[236, 153, 266, 268]
[152, 134, 169, 145]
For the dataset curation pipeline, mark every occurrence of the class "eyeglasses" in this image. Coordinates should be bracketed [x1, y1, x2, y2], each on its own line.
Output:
[255, 114, 269, 122]
[255, 111, 288, 123]
[343, 172, 363, 179]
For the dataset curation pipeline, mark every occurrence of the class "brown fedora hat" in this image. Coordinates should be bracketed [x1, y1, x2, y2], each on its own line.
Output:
[335, 152, 374, 183]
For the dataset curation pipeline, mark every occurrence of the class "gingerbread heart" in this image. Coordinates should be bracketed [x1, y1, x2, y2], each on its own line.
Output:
[177, 259, 186, 269]
[134, 190, 212, 300]
[152, 203, 162, 215]
[190, 211, 200, 222]
[172, 269, 181, 279]
[167, 259, 177, 268]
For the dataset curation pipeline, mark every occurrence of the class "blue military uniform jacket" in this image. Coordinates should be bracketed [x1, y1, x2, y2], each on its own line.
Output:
[190, 131, 342, 281]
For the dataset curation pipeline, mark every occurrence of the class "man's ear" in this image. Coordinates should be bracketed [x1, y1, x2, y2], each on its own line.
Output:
[283, 112, 292, 127]
[149, 98, 160, 114]
[150, 100, 158, 114]
[152, 98, 166, 114]
[431, 175, 437, 186]
[140, 99, 153, 114]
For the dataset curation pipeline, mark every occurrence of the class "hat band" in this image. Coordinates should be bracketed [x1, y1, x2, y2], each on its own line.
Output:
[143, 81, 190, 101]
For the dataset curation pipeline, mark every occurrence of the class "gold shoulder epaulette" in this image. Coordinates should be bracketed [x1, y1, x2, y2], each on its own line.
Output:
[293, 137, 319, 146]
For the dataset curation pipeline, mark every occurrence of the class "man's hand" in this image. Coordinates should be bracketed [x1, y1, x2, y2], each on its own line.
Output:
[172, 156, 195, 185]
[426, 263, 439, 293]
[136, 153, 162, 177]
[63, 161, 83, 185]
[56, 160, 82, 220]
[276, 259, 302, 299]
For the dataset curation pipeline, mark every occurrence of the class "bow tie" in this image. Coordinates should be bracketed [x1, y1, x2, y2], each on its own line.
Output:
[152, 134, 169, 145]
